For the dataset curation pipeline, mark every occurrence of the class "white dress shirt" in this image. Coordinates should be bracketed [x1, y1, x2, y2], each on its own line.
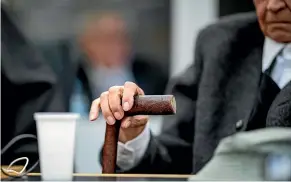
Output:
[116, 37, 291, 170]
[263, 37, 291, 88]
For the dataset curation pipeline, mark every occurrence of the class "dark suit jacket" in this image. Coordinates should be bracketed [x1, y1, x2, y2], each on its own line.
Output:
[1, 6, 66, 170]
[118, 12, 274, 174]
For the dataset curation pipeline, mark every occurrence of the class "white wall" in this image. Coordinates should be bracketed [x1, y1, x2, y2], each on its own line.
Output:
[170, 0, 218, 77]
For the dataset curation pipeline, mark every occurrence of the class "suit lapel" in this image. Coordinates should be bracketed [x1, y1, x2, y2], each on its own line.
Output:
[231, 44, 263, 131]
[231, 21, 265, 131]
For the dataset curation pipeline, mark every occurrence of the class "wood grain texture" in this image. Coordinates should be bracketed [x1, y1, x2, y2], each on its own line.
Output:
[126, 95, 176, 116]
[102, 95, 176, 174]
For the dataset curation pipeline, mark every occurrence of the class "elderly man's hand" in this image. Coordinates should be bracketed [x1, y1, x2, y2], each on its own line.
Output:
[90, 81, 149, 143]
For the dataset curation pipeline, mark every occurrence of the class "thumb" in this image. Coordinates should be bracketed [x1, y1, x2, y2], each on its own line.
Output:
[120, 115, 148, 129]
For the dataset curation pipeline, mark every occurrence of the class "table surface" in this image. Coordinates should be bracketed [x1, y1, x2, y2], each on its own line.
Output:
[2, 173, 192, 181]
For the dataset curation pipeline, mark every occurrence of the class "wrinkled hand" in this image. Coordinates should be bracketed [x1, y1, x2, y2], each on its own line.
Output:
[90, 81, 149, 143]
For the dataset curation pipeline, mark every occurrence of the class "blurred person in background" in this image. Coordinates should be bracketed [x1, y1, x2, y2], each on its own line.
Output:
[68, 12, 168, 116]
[90, 0, 291, 174]
[1, 5, 66, 171]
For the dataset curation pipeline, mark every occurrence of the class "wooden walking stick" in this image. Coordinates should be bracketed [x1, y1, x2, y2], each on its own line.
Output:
[102, 95, 176, 173]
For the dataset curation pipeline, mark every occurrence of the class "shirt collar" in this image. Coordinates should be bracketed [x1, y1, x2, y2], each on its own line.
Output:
[262, 37, 285, 72]
[282, 43, 291, 60]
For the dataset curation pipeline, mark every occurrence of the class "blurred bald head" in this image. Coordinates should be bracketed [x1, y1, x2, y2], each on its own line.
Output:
[80, 12, 132, 68]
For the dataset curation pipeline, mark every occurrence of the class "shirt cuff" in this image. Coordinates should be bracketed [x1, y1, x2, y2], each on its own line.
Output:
[116, 122, 151, 171]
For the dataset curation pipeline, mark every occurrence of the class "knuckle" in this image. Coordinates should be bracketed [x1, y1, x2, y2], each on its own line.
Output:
[108, 86, 119, 93]
[92, 98, 100, 105]
[110, 101, 119, 108]
[100, 91, 108, 99]
[124, 81, 135, 87]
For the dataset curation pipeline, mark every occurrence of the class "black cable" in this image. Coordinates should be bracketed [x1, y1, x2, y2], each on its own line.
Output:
[1, 134, 39, 180]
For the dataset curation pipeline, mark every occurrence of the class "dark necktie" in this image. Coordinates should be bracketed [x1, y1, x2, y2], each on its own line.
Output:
[246, 61, 281, 130]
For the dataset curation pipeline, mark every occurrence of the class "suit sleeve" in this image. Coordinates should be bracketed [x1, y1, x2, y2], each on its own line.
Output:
[118, 32, 205, 174]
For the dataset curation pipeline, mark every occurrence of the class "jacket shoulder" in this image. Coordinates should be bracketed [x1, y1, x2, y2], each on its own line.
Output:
[197, 12, 261, 44]
[194, 12, 263, 59]
[200, 12, 258, 36]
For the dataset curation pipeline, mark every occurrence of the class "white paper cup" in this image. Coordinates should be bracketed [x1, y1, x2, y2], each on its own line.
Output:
[34, 113, 80, 181]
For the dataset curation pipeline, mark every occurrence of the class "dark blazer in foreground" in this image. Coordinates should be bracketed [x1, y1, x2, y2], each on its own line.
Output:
[118, 12, 283, 174]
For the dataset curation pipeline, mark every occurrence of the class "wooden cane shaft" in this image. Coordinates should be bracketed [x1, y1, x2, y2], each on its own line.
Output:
[102, 95, 176, 174]
[102, 121, 121, 174]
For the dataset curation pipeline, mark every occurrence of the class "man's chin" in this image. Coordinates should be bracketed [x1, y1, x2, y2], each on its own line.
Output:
[266, 31, 291, 43]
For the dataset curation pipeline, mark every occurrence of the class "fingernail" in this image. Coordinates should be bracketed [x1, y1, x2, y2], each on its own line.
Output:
[107, 116, 115, 125]
[123, 102, 130, 111]
[89, 113, 95, 121]
[114, 112, 121, 120]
